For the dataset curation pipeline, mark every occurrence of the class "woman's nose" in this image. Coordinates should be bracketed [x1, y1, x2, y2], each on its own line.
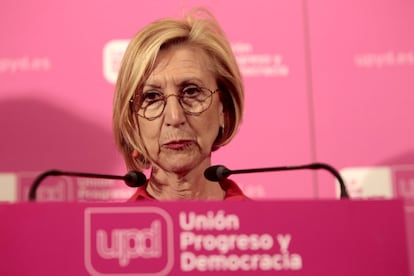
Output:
[163, 95, 186, 126]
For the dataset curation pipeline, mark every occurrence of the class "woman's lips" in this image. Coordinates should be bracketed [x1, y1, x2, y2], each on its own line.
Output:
[163, 140, 194, 150]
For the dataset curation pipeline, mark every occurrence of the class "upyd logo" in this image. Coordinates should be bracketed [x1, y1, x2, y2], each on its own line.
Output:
[84, 207, 174, 275]
[102, 40, 129, 84]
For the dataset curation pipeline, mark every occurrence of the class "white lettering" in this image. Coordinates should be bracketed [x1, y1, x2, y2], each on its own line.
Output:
[180, 232, 273, 254]
[77, 188, 132, 201]
[277, 234, 291, 253]
[179, 210, 239, 231]
[354, 51, 414, 68]
[96, 220, 161, 266]
[0, 57, 51, 73]
[398, 178, 414, 198]
[181, 252, 303, 272]
[231, 42, 253, 54]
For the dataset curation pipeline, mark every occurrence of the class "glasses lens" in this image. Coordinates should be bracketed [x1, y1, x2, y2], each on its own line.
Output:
[137, 91, 165, 119]
[180, 87, 213, 114]
[141, 102, 164, 119]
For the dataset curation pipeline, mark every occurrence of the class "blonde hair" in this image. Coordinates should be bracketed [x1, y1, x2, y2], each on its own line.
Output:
[113, 8, 244, 170]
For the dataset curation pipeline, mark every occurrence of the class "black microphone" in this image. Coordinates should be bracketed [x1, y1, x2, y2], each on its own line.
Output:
[204, 162, 349, 199]
[28, 170, 147, 201]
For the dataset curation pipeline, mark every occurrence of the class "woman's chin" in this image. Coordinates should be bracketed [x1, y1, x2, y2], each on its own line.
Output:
[158, 157, 206, 175]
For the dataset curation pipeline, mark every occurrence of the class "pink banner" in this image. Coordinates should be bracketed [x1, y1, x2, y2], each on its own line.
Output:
[0, 200, 409, 275]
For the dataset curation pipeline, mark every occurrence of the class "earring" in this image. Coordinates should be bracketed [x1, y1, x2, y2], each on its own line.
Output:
[132, 150, 140, 159]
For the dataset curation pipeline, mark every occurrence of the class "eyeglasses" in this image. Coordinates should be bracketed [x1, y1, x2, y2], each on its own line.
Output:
[131, 85, 219, 121]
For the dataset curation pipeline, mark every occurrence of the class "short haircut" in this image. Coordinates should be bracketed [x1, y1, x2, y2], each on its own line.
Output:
[113, 8, 244, 170]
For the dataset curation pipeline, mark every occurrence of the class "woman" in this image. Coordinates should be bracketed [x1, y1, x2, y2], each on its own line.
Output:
[113, 9, 249, 201]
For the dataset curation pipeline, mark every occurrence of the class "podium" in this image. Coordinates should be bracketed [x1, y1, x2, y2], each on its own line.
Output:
[0, 200, 410, 275]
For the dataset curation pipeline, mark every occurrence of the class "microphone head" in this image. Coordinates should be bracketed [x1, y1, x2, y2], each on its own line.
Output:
[124, 171, 147, 187]
[204, 165, 231, 182]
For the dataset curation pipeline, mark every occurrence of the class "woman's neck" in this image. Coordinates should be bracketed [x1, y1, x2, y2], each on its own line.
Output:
[146, 163, 225, 200]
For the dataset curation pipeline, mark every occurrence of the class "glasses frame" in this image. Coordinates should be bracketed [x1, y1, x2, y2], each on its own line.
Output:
[130, 87, 219, 121]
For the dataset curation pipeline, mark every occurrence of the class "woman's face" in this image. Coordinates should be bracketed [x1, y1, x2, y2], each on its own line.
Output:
[137, 45, 224, 174]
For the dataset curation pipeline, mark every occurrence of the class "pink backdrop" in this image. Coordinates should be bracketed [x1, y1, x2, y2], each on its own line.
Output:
[1, 0, 414, 201]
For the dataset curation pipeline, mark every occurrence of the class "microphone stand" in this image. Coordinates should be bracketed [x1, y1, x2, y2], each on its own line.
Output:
[205, 162, 350, 199]
[28, 169, 145, 201]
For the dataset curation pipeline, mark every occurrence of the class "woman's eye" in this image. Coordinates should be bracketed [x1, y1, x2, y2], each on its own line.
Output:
[143, 91, 163, 103]
[182, 86, 202, 97]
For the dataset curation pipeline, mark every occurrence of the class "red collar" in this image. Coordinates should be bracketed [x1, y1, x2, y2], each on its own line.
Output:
[128, 178, 250, 201]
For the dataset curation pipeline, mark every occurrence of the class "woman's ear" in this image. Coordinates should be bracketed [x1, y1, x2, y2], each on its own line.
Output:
[219, 102, 225, 129]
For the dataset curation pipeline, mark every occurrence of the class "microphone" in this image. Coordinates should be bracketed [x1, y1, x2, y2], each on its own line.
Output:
[28, 170, 147, 201]
[204, 162, 350, 199]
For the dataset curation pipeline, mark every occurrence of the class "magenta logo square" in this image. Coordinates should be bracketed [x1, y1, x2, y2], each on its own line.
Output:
[84, 207, 174, 275]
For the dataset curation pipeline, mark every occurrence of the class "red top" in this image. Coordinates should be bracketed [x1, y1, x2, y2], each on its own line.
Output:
[128, 178, 250, 201]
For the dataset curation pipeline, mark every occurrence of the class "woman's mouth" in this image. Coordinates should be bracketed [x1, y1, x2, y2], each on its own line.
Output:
[163, 140, 194, 150]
